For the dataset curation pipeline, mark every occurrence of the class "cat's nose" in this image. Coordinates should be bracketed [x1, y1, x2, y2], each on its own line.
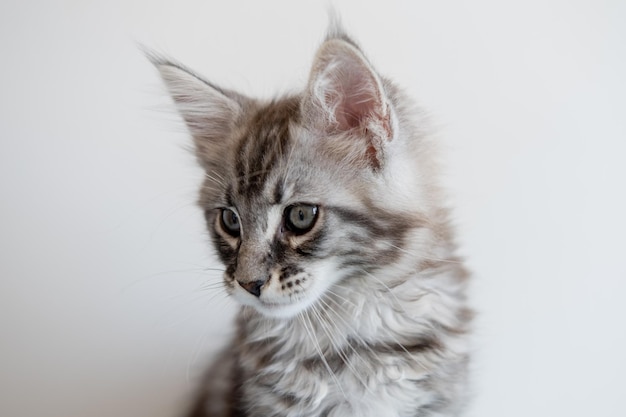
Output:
[238, 279, 265, 297]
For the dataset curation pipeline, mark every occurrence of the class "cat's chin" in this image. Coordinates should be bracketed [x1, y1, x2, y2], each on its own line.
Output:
[257, 300, 313, 319]
[237, 294, 319, 319]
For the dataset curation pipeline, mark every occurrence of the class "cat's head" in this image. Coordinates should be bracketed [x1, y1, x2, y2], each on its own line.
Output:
[151, 30, 438, 318]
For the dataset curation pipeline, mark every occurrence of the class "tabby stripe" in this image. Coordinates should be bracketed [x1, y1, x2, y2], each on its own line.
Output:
[234, 98, 298, 197]
[382, 336, 443, 355]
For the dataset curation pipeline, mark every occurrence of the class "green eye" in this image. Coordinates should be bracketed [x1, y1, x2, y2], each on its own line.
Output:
[285, 204, 318, 235]
[220, 208, 241, 237]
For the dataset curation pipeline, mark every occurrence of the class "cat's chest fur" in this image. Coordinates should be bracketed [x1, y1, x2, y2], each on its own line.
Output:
[240, 345, 431, 417]
[232, 272, 469, 417]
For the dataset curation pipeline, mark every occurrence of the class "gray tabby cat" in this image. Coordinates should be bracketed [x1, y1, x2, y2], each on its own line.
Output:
[150, 21, 471, 417]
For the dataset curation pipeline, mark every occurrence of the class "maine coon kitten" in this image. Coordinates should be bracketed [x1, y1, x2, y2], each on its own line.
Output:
[150, 22, 471, 417]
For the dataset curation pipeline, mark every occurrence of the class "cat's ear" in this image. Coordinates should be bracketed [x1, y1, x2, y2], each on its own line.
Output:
[303, 37, 394, 170]
[148, 54, 248, 167]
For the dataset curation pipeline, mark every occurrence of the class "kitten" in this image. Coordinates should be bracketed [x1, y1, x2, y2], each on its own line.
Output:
[150, 21, 471, 417]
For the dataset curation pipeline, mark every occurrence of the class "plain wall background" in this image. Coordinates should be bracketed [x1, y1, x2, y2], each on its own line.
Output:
[1, 1, 625, 416]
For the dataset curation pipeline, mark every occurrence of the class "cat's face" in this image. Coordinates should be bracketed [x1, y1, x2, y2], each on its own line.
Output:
[199, 99, 416, 318]
[153, 37, 429, 318]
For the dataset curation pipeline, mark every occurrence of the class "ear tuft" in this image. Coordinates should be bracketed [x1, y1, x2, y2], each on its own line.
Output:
[150, 58, 242, 137]
[325, 9, 349, 42]
[145, 49, 247, 168]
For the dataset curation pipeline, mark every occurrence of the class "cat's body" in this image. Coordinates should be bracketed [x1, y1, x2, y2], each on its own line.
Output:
[151, 22, 471, 417]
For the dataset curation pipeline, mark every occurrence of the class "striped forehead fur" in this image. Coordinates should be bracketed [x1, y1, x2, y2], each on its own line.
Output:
[234, 97, 300, 199]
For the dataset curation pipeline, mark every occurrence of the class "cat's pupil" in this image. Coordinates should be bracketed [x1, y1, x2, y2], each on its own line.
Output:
[285, 204, 318, 235]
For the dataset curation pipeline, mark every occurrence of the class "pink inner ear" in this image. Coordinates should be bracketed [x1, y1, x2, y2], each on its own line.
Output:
[308, 41, 393, 170]
[332, 67, 382, 131]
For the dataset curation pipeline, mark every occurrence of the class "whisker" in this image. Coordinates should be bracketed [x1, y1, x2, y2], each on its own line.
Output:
[328, 279, 429, 371]
[380, 241, 461, 265]
[309, 303, 372, 392]
[204, 170, 227, 186]
[186, 315, 217, 384]
[120, 267, 220, 294]
[323, 288, 358, 309]
[317, 297, 380, 379]
[197, 279, 227, 288]
[321, 295, 387, 370]
[356, 268, 408, 315]
[158, 289, 230, 329]
[299, 310, 347, 400]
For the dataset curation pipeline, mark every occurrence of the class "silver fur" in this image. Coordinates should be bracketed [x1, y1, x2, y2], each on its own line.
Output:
[151, 20, 471, 417]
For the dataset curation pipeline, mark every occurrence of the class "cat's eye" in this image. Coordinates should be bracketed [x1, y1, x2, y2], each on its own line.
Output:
[284, 204, 318, 235]
[220, 208, 241, 237]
